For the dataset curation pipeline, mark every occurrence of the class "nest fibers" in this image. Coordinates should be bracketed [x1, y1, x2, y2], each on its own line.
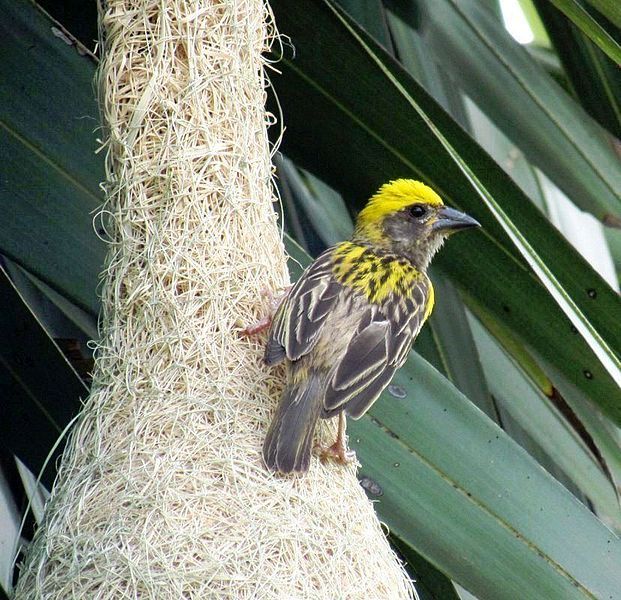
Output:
[14, 1, 416, 598]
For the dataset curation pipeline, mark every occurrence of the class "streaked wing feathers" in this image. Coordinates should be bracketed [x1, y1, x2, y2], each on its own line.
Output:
[324, 279, 430, 418]
[333, 367, 396, 419]
[265, 249, 340, 365]
[331, 318, 389, 392]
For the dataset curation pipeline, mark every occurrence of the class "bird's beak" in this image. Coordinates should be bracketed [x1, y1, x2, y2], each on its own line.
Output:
[432, 206, 480, 233]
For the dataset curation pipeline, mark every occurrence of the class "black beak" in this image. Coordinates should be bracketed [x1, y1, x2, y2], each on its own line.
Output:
[432, 206, 480, 233]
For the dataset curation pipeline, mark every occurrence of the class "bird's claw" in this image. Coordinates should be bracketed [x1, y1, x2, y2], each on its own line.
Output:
[315, 440, 356, 465]
[240, 315, 273, 336]
[240, 285, 291, 336]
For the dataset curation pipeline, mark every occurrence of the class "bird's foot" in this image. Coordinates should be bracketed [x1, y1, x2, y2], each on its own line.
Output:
[315, 439, 356, 465]
[240, 315, 273, 336]
[240, 285, 291, 336]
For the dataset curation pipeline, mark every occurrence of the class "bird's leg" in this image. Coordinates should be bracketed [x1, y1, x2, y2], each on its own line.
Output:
[241, 314, 272, 337]
[240, 285, 291, 336]
[316, 412, 356, 465]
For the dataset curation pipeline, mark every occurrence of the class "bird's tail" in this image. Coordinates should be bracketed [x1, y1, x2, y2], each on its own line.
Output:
[263, 372, 322, 474]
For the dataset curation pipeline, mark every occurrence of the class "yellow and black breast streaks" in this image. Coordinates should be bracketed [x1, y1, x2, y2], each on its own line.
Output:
[331, 241, 429, 307]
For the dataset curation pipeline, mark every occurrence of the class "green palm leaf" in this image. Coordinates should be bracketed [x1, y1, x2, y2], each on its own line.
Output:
[546, 0, 621, 62]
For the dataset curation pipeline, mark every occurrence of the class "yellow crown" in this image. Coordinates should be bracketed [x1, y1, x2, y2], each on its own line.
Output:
[356, 179, 443, 229]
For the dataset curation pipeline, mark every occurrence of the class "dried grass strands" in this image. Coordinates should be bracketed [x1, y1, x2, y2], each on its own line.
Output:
[14, 1, 415, 597]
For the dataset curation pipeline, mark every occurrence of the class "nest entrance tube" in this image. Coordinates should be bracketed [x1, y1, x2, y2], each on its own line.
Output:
[14, 1, 416, 597]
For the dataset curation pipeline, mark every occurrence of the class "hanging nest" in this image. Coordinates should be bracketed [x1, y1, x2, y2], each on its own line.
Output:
[14, 1, 416, 598]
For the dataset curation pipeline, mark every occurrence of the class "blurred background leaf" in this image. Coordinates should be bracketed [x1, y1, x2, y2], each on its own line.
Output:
[545, 0, 621, 63]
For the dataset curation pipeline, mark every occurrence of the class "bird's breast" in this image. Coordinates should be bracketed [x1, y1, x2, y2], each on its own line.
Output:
[331, 242, 425, 305]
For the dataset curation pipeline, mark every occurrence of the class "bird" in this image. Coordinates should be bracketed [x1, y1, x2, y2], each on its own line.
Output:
[262, 179, 480, 473]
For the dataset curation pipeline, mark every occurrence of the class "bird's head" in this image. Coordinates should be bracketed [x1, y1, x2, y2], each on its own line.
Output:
[353, 179, 480, 270]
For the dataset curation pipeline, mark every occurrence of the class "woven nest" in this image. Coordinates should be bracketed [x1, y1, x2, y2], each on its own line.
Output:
[14, 1, 416, 598]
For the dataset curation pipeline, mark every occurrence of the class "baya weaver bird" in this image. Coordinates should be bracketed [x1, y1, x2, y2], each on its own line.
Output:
[262, 179, 480, 473]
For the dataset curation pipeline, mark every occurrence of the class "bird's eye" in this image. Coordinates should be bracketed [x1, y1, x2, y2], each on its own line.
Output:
[408, 204, 427, 219]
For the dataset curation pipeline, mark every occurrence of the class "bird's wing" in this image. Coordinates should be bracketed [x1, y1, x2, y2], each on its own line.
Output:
[265, 248, 341, 365]
[323, 278, 431, 419]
